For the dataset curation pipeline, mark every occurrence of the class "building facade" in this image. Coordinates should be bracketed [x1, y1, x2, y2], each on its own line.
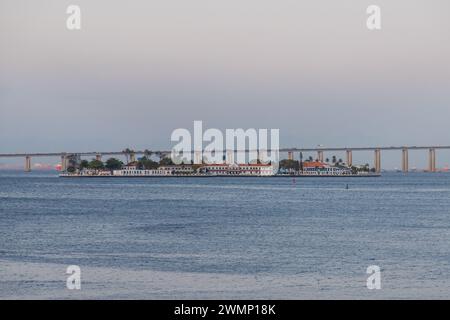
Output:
[198, 163, 275, 176]
[301, 161, 352, 175]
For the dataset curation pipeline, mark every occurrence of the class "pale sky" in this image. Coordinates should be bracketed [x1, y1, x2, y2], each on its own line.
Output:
[1, 0, 449, 168]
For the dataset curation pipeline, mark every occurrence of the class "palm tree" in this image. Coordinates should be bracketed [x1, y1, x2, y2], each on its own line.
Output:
[325, 158, 330, 163]
[122, 148, 134, 164]
[299, 152, 304, 171]
[332, 155, 337, 164]
[144, 149, 152, 159]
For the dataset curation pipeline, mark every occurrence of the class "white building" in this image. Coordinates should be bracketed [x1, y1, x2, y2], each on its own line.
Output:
[113, 168, 168, 176]
[113, 164, 194, 176]
[159, 165, 194, 175]
[198, 163, 275, 176]
[301, 161, 352, 175]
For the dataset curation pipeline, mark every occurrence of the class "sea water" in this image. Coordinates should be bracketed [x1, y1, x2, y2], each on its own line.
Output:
[0, 171, 449, 299]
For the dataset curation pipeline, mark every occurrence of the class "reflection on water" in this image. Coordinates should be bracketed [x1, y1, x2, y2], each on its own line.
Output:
[1, 171, 449, 299]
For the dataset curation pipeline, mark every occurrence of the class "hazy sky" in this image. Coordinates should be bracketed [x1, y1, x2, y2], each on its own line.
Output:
[1, 0, 449, 167]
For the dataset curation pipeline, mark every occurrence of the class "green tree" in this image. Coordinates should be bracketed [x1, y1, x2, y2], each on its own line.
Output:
[122, 148, 134, 163]
[143, 149, 152, 158]
[159, 157, 174, 166]
[67, 166, 76, 173]
[332, 155, 337, 164]
[138, 156, 159, 169]
[105, 158, 123, 171]
[79, 160, 89, 169]
[280, 159, 299, 171]
[88, 159, 104, 170]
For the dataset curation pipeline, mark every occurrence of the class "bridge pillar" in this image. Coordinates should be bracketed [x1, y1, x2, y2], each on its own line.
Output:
[346, 150, 353, 167]
[317, 151, 324, 162]
[194, 151, 202, 164]
[95, 154, 102, 161]
[287, 151, 294, 161]
[61, 155, 68, 172]
[25, 156, 31, 172]
[226, 150, 234, 164]
[429, 148, 436, 172]
[402, 148, 409, 173]
[374, 149, 381, 173]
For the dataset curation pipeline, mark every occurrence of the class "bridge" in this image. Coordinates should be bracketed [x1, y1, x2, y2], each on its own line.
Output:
[1, 145, 449, 173]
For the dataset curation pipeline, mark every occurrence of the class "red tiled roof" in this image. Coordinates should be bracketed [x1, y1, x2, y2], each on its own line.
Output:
[302, 161, 327, 168]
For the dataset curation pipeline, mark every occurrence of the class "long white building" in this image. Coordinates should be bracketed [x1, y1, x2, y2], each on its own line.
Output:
[111, 163, 275, 176]
[198, 163, 275, 176]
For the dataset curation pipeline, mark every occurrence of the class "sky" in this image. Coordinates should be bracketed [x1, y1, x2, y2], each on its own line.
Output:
[1, 0, 449, 168]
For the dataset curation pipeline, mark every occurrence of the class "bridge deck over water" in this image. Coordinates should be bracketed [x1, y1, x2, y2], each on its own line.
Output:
[1, 145, 449, 173]
[1, 145, 450, 158]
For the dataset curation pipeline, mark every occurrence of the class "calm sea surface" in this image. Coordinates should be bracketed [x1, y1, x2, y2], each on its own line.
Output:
[1, 171, 449, 299]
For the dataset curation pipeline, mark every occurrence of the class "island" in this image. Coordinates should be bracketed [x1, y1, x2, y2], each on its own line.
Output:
[60, 154, 379, 177]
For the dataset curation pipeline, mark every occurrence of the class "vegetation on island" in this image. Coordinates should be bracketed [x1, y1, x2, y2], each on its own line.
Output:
[64, 149, 376, 175]
[66, 153, 177, 173]
[105, 158, 124, 170]
[278, 155, 375, 173]
[136, 156, 158, 169]
[279, 159, 299, 171]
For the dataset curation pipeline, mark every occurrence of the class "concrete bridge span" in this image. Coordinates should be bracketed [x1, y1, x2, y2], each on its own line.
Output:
[1, 145, 449, 173]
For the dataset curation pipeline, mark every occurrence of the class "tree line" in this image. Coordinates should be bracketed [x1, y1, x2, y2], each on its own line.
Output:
[67, 156, 174, 173]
